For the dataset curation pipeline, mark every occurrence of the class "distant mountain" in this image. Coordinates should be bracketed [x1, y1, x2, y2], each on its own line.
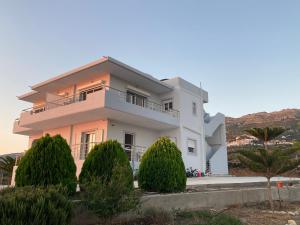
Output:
[226, 109, 300, 147]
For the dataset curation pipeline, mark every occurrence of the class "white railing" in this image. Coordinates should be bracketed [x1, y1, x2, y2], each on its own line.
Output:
[108, 87, 180, 118]
[71, 142, 146, 170]
[21, 86, 180, 119]
[23, 85, 105, 114]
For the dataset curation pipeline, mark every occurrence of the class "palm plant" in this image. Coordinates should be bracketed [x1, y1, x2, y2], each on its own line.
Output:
[238, 127, 300, 210]
[245, 127, 286, 149]
[0, 156, 16, 185]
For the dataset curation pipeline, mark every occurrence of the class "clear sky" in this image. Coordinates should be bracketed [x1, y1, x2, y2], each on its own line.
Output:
[0, 0, 300, 154]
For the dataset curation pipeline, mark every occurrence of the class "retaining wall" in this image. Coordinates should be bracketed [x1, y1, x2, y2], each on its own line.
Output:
[141, 186, 300, 210]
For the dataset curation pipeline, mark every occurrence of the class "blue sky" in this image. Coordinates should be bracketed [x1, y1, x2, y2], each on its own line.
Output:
[0, 0, 300, 154]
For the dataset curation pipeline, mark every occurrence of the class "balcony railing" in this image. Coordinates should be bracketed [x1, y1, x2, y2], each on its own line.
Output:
[108, 86, 180, 118]
[71, 142, 146, 170]
[21, 85, 180, 118]
[22, 84, 105, 114]
[14, 143, 146, 171]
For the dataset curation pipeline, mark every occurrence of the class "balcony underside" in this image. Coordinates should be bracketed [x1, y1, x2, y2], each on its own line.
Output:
[19, 108, 178, 132]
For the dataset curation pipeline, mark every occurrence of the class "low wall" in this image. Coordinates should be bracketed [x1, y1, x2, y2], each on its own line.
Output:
[141, 186, 300, 210]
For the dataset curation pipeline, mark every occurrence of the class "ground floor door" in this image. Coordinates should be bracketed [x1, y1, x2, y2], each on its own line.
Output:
[124, 132, 135, 161]
[80, 131, 96, 159]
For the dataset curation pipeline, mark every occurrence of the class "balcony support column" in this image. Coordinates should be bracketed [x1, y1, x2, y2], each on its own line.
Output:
[69, 125, 74, 146]
[72, 84, 77, 103]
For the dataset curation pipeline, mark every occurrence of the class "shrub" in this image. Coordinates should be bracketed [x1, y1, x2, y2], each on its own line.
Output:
[0, 186, 72, 225]
[141, 207, 174, 225]
[15, 134, 77, 194]
[138, 137, 186, 193]
[176, 210, 242, 225]
[82, 164, 139, 220]
[79, 140, 133, 188]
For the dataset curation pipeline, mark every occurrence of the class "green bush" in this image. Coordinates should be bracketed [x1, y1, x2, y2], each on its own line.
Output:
[0, 186, 72, 225]
[15, 134, 77, 194]
[82, 163, 139, 219]
[79, 140, 133, 188]
[138, 137, 186, 193]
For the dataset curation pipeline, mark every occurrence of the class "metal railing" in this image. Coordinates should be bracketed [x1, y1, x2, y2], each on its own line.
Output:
[108, 86, 180, 118]
[23, 84, 105, 114]
[71, 142, 146, 169]
[22, 85, 180, 118]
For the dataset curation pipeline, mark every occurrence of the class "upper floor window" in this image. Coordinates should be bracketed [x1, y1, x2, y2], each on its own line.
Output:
[192, 102, 197, 115]
[164, 101, 173, 111]
[126, 91, 147, 107]
[187, 139, 197, 154]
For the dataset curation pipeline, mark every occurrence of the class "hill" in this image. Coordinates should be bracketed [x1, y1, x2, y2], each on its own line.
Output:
[226, 109, 300, 147]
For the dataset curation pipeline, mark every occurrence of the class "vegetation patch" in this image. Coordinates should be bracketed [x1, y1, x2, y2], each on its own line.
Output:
[15, 134, 77, 194]
[0, 186, 72, 225]
[138, 137, 186, 193]
[79, 140, 133, 188]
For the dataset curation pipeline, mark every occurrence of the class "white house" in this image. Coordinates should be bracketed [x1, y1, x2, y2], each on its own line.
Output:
[13, 56, 228, 178]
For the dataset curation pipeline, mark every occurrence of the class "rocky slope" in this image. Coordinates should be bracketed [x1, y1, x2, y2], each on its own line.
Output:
[226, 109, 300, 146]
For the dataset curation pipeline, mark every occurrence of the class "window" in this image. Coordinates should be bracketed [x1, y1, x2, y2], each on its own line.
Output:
[126, 91, 147, 107]
[187, 139, 197, 154]
[164, 101, 173, 111]
[192, 102, 197, 115]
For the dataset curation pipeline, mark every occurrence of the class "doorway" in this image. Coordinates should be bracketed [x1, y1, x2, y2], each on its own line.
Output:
[80, 131, 96, 159]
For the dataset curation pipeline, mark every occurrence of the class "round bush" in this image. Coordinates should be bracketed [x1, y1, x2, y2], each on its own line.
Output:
[79, 140, 133, 188]
[138, 137, 186, 193]
[15, 134, 77, 194]
[0, 186, 72, 225]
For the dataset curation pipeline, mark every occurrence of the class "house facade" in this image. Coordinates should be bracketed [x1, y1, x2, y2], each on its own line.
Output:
[13, 56, 228, 178]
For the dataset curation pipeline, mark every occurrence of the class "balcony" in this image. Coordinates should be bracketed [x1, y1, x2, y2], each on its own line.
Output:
[13, 119, 39, 135]
[14, 86, 180, 134]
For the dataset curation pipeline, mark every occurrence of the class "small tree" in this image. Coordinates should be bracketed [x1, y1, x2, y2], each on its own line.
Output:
[138, 137, 186, 193]
[15, 134, 77, 194]
[238, 127, 300, 210]
[82, 164, 139, 221]
[245, 127, 285, 149]
[79, 140, 133, 188]
[0, 156, 15, 185]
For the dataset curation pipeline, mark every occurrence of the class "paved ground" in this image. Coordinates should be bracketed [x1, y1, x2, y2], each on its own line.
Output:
[186, 176, 300, 186]
[134, 176, 300, 188]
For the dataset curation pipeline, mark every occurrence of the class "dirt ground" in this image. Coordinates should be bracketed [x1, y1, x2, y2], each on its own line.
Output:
[72, 201, 300, 225]
[227, 201, 300, 225]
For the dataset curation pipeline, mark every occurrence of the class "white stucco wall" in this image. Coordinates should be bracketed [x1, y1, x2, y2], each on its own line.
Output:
[209, 146, 229, 175]
[106, 120, 158, 148]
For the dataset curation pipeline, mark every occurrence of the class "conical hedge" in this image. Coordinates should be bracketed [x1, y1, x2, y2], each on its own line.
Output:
[15, 134, 77, 194]
[138, 137, 186, 193]
[79, 140, 133, 190]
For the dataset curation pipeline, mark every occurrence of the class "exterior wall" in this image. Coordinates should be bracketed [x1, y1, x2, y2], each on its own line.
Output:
[110, 75, 162, 105]
[43, 126, 71, 144]
[209, 146, 228, 175]
[72, 120, 108, 146]
[28, 133, 43, 148]
[107, 120, 157, 147]
[162, 78, 207, 172]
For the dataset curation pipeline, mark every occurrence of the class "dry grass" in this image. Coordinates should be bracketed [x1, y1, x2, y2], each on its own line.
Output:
[71, 201, 300, 225]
